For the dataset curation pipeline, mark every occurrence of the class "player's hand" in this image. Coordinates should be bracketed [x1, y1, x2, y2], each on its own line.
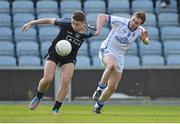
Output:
[141, 31, 149, 45]
[95, 31, 100, 36]
[21, 22, 32, 32]
[141, 31, 148, 41]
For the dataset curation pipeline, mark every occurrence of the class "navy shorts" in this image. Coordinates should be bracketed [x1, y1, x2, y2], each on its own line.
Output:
[45, 45, 76, 67]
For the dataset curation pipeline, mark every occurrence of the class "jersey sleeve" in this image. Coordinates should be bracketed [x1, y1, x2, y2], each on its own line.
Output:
[87, 25, 96, 37]
[109, 15, 127, 27]
[79, 25, 96, 39]
[138, 26, 146, 36]
[54, 18, 69, 28]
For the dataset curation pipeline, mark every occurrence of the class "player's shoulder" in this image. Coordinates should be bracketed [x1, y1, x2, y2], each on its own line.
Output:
[110, 15, 130, 25]
[137, 25, 145, 32]
[55, 18, 71, 25]
[58, 18, 71, 23]
[54, 18, 71, 27]
[86, 24, 96, 31]
[87, 24, 96, 35]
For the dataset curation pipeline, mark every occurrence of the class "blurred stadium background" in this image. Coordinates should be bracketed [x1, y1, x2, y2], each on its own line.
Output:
[0, 0, 180, 122]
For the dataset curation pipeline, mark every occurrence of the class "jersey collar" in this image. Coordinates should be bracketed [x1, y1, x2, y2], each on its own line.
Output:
[128, 20, 138, 32]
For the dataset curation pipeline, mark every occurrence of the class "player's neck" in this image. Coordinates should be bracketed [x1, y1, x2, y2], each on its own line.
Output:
[78, 25, 87, 33]
[128, 20, 139, 32]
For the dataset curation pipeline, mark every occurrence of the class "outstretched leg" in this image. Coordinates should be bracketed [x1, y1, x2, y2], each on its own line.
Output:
[92, 54, 116, 101]
[29, 60, 57, 110]
[93, 70, 122, 114]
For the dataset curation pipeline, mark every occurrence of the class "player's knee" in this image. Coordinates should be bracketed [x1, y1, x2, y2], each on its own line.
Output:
[61, 78, 71, 89]
[43, 74, 53, 85]
[106, 64, 117, 71]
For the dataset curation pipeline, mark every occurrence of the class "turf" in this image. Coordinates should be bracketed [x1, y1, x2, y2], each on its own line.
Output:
[0, 104, 179, 123]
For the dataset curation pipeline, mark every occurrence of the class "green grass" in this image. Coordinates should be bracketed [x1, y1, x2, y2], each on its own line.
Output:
[0, 104, 180, 123]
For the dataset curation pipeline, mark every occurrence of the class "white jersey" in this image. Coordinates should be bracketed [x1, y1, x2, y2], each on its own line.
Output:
[101, 15, 145, 55]
[99, 15, 145, 72]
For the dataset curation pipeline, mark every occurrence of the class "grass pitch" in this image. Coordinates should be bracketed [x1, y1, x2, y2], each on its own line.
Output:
[0, 104, 179, 123]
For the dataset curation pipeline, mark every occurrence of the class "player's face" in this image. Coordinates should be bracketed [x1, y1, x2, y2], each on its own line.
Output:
[129, 15, 143, 31]
[71, 19, 85, 32]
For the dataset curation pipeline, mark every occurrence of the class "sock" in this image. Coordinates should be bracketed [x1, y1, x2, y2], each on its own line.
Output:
[95, 100, 104, 108]
[97, 82, 106, 91]
[36, 91, 44, 99]
[52, 101, 62, 111]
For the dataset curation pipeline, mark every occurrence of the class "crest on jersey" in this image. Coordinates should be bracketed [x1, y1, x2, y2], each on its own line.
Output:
[75, 33, 80, 39]
[66, 35, 82, 46]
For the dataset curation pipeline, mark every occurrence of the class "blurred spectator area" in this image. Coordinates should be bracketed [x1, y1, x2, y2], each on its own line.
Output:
[0, 0, 180, 68]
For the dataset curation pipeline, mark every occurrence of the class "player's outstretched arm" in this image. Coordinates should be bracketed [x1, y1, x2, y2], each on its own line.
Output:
[141, 30, 149, 45]
[95, 14, 109, 36]
[21, 18, 56, 32]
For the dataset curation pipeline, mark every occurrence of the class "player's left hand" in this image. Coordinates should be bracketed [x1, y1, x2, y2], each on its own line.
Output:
[141, 31, 148, 41]
[95, 31, 100, 36]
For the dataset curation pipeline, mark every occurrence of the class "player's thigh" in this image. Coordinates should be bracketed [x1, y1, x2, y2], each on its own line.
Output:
[61, 63, 75, 81]
[44, 60, 57, 79]
[102, 54, 117, 67]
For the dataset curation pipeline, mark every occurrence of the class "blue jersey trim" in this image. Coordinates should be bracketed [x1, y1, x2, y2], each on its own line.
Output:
[108, 15, 111, 24]
[111, 21, 127, 26]
[128, 20, 138, 32]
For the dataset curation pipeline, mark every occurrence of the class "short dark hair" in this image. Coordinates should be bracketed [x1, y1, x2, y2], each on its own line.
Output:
[72, 10, 86, 22]
[133, 10, 146, 24]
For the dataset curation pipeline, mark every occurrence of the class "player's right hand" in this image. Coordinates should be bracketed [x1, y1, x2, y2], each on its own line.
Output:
[21, 22, 32, 32]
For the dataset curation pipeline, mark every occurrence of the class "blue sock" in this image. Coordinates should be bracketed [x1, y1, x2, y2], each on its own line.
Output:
[95, 100, 104, 108]
[97, 82, 106, 91]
